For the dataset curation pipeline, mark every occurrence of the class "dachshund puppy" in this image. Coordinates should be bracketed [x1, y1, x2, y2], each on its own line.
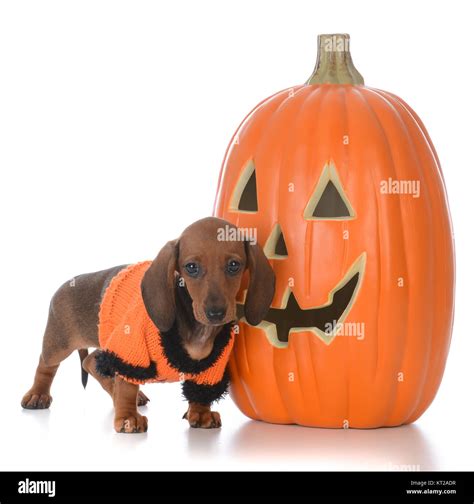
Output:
[21, 217, 275, 432]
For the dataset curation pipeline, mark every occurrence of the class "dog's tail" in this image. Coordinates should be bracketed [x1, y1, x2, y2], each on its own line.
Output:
[78, 349, 89, 388]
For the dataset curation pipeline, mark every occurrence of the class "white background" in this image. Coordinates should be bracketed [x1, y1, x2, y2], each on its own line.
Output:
[0, 0, 472, 471]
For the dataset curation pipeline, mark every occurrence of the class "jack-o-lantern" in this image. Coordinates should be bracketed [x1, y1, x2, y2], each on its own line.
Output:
[214, 34, 454, 428]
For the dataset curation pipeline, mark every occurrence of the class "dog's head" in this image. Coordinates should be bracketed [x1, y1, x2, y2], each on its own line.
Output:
[141, 217, 275, 359]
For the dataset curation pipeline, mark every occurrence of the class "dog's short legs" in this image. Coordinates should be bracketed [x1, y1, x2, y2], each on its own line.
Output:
[21, 339, 74, 409]
[21, 355, 60, 409]
[82, 350, 150, 407]
[183, 402, 222, 429]
[113, 376, 148, 433]
[21, 287, 83, 409]
[21, 313, 75, 410]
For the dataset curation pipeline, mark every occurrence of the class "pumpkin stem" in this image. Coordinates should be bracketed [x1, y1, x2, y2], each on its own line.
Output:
[306, 34, 364, 86]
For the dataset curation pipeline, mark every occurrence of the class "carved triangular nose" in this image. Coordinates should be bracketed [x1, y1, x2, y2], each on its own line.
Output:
[264, 223, 288, 259]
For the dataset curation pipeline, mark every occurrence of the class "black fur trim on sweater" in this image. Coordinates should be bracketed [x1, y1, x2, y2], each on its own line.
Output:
[95, 350, 157, 382]
[182, 369, 230, 404]
[160, 322, 233, 375]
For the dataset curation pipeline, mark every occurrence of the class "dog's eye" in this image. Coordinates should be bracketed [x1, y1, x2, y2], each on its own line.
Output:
[226, 260, 241, 275]
[184, 262, 200, 277]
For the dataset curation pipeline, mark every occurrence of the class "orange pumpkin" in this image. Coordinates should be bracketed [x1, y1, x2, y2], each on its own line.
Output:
[213, 34, 455, 428]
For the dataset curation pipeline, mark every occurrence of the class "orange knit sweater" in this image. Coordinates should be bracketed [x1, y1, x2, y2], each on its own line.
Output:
[97, 262, 235, 386]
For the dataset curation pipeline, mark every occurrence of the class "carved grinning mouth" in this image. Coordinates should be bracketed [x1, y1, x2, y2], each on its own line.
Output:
[241, 253, 366, 348]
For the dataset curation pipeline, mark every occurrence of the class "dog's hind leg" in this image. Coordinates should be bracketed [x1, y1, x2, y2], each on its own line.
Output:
[21, 309, 75, 409]
[21, 355, 60, 409]
[20, 274, 91, 410]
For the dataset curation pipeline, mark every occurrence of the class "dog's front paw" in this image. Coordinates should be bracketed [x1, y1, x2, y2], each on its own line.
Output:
[114, 413, 148, 433]
[183, 407, 222, 429]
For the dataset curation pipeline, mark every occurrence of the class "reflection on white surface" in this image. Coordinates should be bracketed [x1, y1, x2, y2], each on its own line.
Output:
[186, 426, 223, 457]
[183, 417, 438, 470]
[225, 421, 438, 470]
[3, 372, 461, 471]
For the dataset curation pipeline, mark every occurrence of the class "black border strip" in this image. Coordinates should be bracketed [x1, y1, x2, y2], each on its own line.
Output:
[95, 350, 157, 382]
[182, 369, 230, 404]
[1, 471, 472, 498]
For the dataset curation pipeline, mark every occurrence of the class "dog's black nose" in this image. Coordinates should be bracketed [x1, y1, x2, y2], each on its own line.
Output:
[206, 306, 226, 322]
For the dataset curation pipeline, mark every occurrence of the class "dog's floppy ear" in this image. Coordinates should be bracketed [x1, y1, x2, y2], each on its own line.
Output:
[244, 241, 275, 326]
[141, 239, 179, 332]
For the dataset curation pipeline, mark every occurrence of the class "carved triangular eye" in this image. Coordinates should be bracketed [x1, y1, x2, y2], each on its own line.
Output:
[229, 160, 258, 213]
[304, 162, 355, 220]
[264, 223, 288, 259]
[314, 180, 350, 217]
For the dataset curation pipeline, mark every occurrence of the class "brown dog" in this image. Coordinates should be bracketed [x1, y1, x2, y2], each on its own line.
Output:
[21, 217, 275, 432]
